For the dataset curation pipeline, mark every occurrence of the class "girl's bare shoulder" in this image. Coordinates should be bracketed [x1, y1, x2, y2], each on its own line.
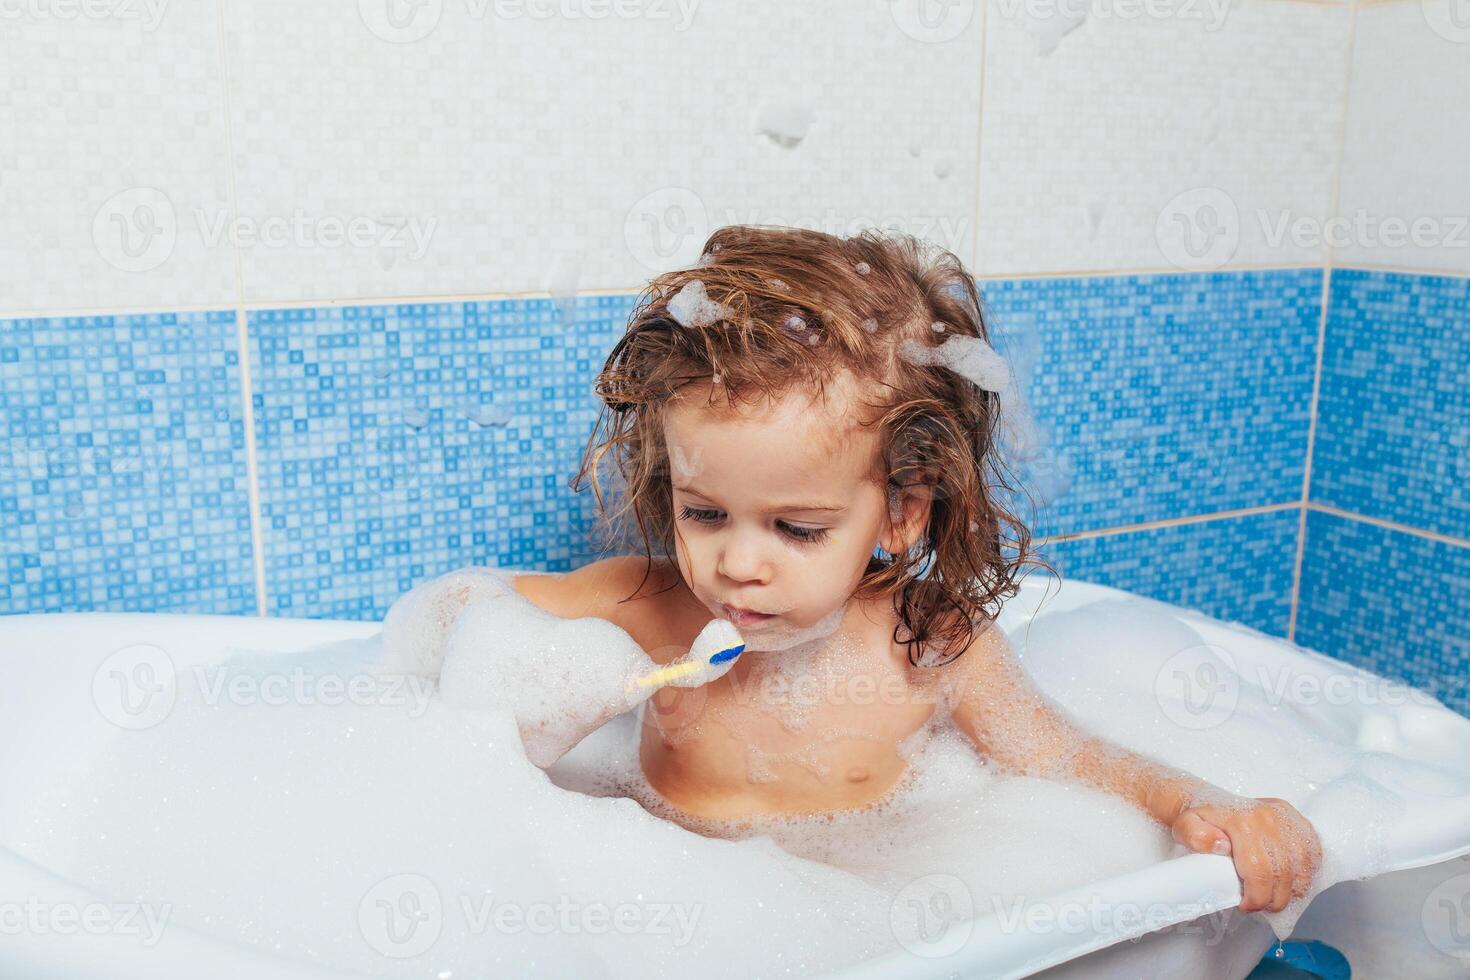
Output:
[512, 555, 703, 663]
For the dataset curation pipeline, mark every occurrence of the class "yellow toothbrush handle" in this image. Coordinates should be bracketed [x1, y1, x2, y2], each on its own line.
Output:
[626, 660, 703, 692]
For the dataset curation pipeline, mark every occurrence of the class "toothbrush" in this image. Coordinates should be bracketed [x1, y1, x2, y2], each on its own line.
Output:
[626, 619, 745, 692]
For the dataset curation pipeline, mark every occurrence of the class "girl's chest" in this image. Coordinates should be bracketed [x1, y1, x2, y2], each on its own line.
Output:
[633, 618, 944, 819]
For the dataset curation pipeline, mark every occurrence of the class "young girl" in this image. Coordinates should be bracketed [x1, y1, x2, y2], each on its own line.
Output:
[395, 224, 1322, 917]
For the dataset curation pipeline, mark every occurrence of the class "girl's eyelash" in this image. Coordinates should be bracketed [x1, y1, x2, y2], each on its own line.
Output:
[677, 505, 830, 545]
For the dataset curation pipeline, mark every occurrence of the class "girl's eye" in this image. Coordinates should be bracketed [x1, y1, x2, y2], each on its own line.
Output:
[676, 506, 830, 546]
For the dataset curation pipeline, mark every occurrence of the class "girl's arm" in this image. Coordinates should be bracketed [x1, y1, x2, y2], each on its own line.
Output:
[381, 557, 739, 768]
[381, 557, 650, 681]
[944, 622, 1321, 914]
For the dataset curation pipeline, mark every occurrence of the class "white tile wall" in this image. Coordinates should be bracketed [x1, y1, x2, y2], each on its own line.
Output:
[6, 0, 1460, 315]
[1335, 0, 1470, 276]
[220, 0, 983, 303]
[0, 4, 237, 315]
[976, 0, 1353, 276]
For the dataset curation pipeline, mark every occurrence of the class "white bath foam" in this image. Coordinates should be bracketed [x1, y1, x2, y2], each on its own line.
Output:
[10, 597, 1182, 978]
[439, 591, 652, 767]
[379, 564, 522, 679]
[666, 280, 731, 329]
[550, 714, 1176, 957]
[15, 642, 899, 979]
[684, 725, 1176, 902]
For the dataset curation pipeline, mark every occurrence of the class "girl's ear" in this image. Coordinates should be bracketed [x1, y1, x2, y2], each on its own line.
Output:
[877, 480, 934, 556]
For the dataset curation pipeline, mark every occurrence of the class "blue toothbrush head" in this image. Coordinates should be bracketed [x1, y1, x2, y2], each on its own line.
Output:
[709, 643, 744, 665]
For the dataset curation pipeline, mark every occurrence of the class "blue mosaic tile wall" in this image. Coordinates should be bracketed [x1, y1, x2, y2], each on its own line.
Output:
[249, 295, 638, 619]
[1295, 268, 1470, 717]
[0, 270, 1323, 627]
[983, 269, 1322, 538]
[11, 263, 1464, 721]
[0, 311, 257, 614]
[1311, 269, 1469, 541]
[1036, 508, 1301, 639]
[1295, 509, 1468, 716]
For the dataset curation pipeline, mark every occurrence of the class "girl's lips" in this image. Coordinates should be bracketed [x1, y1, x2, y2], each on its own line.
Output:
[721, 604, 775, 627]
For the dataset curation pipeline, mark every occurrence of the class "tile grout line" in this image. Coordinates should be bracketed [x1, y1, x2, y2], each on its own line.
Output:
[0, 264, 1349, 323]
[1307, 501, 1470, 549]
[1034, 496, 1470, 563]
[970, 0, 989, 277]
[213, 0, 269, 619]
[1288, 0, 1358, 643]
[13, 262, 1470, 325]
[1037, 502, 1301, 546]
[6, 256, 1465, 325]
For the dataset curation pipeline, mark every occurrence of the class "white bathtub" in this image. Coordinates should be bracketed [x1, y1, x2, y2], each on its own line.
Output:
[2, 576, 1468, 979]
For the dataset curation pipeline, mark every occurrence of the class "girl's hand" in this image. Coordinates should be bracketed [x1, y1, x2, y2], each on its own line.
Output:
[1171, 797, 1323, 913]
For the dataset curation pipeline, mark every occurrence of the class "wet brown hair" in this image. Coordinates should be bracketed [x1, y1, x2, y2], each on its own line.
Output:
[571, 225, 1049, 666]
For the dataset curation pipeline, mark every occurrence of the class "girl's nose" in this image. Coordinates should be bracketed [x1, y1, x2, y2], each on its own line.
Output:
[715, 528, 771, 585]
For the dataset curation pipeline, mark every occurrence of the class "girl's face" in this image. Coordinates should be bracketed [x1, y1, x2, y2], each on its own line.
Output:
[663, 373, 927, 644]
